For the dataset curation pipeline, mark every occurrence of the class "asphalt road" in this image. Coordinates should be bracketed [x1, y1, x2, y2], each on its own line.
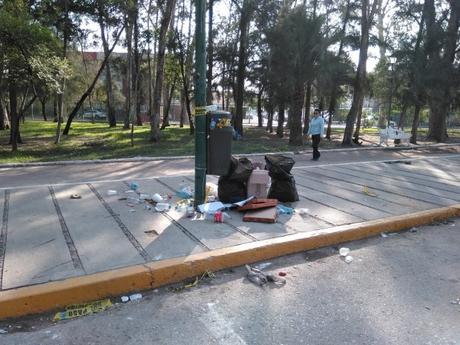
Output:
[1, 219, 459, 345]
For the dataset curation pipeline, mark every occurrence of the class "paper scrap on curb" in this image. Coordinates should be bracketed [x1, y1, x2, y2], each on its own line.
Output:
[54, 299, 112, 321]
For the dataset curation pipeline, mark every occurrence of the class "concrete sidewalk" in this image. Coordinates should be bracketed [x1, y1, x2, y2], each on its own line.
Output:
[1, 153, 460, 318]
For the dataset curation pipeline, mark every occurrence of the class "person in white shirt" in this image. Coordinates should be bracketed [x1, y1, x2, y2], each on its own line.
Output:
[306, 109, 325, 161]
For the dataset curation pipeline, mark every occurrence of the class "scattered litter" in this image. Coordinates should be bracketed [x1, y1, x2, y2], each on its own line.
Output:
[278, 271, 287, 277]
[130, 182, 139, 191]
[243, 207, 277, 223]
[214, 211, 224, 223]
[129, 209, 136, 213]
[144, 205, 152, 210]
[254, 262, 272, 270]
[247, 168, 270, 198]
[144, 229, 159, 236]
[0, 329, 7, 334]
[129, 293, 142, 301]
[381, 232, 397, 237]
[277, 204, 294, 215]
[139, 193, 150, 200]
[125, 190, 135, 194]
[121, 296, 129, 303]
[176, 185, 193, 199]
[409, 227, 418, 233]
[107, 190, 118, 196]
[344, 255, 354, 264]
[381, 233, 388, 238]
[186, 206, 195, 218]
[152, 193, 163, 203]
[70, 194, 82, 199]
[118, 197, 128, 201]
[54, 299, 112, 321]
[297, 208, 309, 216]
[238, 198, 277, 211]
[198, 201, 225, 214]
[339, 247, 350, 257]
[450, 298, 460, 305]
[362, 186, 377, 197]
[155, 203, 171, 212]
[171, 271, 215, 292]
[245, 265, 286, 287]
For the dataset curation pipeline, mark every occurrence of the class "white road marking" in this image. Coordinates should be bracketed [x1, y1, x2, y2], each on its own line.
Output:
[198, 303, 247, 345]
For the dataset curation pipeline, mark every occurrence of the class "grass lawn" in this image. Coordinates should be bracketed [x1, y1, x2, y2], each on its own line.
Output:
[0, 120, 458, 164]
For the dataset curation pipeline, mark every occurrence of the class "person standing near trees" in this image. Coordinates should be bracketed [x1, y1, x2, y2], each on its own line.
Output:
[306, 109, 325, 161]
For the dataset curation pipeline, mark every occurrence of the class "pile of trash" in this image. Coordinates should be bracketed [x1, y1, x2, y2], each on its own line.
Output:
[92, 154, 300, 225]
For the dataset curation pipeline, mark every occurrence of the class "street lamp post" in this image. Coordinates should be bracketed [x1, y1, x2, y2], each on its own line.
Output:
[194, 0, 207, 207]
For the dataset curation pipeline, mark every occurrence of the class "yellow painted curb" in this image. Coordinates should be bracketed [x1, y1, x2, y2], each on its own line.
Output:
[1, 205, 459, 320]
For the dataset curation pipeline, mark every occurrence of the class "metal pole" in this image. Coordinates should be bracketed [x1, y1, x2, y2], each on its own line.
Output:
[194, 0, 207, 207]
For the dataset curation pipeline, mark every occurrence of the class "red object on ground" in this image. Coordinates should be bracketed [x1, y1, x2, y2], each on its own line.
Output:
[214, 211, 223, 223]
[278, 271, 287, 277]
[238, 199, 278, 211]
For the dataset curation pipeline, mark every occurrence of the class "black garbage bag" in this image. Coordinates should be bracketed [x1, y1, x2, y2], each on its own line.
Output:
[218, 157, 254, 202]
[268, 177, 299, 202]
[265, 154, 299, 202]
[225, 157, 253, 181]
[265, 155, 295, 180]
[218, 177, 247, 203]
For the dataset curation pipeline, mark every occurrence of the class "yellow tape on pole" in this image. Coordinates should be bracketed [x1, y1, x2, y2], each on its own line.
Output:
[194, 106, 207, 117]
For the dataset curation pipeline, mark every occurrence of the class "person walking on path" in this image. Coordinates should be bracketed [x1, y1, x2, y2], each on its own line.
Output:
[306, 109, 325, 161]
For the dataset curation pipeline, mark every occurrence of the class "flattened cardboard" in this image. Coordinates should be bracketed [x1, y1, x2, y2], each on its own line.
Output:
[243, 207, 277, 223]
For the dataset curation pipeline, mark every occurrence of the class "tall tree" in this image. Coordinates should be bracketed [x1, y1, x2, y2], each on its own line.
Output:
[150, 0, 177, 142]
[342, 0, 379, 145]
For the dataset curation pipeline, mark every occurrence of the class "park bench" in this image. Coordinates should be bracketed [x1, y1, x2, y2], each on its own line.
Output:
[379, 126, 411, 146]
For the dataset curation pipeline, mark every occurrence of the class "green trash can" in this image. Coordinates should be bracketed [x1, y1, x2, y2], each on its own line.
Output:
[207, 111, 233, 175]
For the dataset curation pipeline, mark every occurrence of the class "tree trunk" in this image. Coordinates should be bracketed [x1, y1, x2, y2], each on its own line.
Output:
[234, 0, 253, 136]
[426, 0, 459, 142]
[41, 99, 47, 121]
[98, 13, 116, 127]
[206, 0, 214, 105]
[410, 103, 421, 144]
[257, 87, 263, 127]
[63, 25, 124, 135]
[133, 4, 143, 127]
[179, 90, 185, 128]
[53, 96, 58, 122]
[326, 91, 336, 139]
[303, 81, 312, 134]
[161, 78, 176, 130]
[398, 102, 408, 129]
[124, 19, 133, 130]
[276, 103, 285, 138]
[9, 80, 19, 151]
[342, 0, 378, 145]
[289, 81, 304, 146]
[56, 0, 69, 144]
[0, 97, 6, 130]
[151, 0, 177, 142]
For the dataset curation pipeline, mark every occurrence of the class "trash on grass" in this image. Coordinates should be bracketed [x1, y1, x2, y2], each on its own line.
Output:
[155, 203, 171, 212]
[339, 247, 350, 257]
[245, 265, 286, 287]
[107, 190, 118, 196]
[70, 194, 82, 199]
[54, 299, 112, 321]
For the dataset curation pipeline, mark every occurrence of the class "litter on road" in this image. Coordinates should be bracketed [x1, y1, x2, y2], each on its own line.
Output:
[53, 299, 113, 321]
[245, 265, 286, 287]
